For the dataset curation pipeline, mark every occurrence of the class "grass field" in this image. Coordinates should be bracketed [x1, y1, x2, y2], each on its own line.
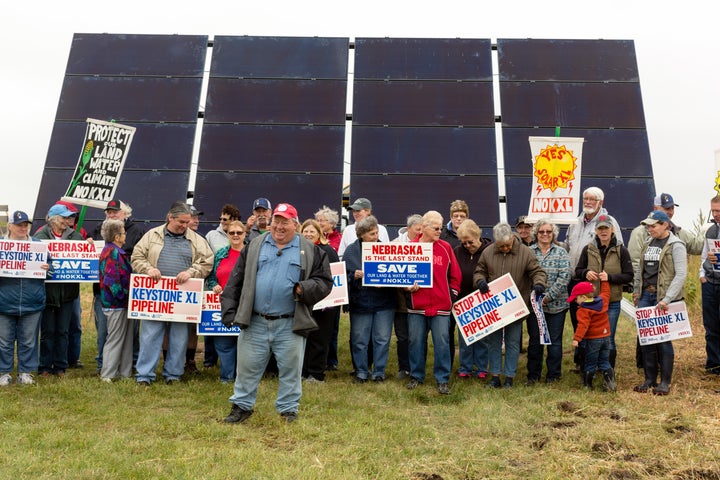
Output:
[2, 258, 720, 479]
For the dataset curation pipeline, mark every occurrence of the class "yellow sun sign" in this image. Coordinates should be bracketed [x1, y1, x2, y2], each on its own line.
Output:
[534, 145, 577, 192]
[715, 171, 720, 195]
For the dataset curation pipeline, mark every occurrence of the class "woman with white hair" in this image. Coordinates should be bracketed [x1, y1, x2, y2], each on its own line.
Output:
[474, 222, 546, 388]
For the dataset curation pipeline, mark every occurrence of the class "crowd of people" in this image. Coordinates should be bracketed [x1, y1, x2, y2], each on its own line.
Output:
[1, 188, 718, 422]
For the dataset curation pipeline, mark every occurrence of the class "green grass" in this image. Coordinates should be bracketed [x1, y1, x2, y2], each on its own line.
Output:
[3, 259, 720, 479]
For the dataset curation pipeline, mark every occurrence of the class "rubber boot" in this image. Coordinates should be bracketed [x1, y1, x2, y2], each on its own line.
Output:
[653, 353, 674, 395]
[634, 347, 658, 393]
[609, 349, 617, 369]
[635, 338, 643, 369]
[602, 368, 617, 392]
[582, 371, 595, 390]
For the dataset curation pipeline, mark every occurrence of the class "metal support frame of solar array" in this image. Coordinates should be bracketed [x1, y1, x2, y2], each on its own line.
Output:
[36, 34, 653, 238]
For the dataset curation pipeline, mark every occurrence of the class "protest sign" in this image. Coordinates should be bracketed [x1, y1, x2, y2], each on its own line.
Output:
[635, 301, 692, 345]
[530, 292, 551, 345]
[128, 274, 203, 323]
[44, 240, 104, 283]
[0, 240, 48, 279]
[706, 239, 720, 271]
[314, 261, 349, 310]
[361, 242, 433, 287]
[62, 118, 136, 209]
[198, 291, 241, 335]
[526, 137, 584, 225]
[452, 273, 530, 346]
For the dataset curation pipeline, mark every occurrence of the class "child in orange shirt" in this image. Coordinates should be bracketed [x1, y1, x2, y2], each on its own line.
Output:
[568, 281, 615, 391]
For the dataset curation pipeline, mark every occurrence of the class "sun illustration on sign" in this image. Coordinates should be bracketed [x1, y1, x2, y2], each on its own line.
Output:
[715, 171, 720, 195]
[533, 144, 577, 192]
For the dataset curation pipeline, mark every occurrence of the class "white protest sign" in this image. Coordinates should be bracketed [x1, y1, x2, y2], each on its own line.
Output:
[0, 240, 48, 279]
[361, 242, 433, 287]
[526, 136, 584, 225]
[635, 301, 692, 345]
[44, 240, 104, 283]
[314, 261, 349, 310]
[197, 291, 241, 335]
[452, 273, 530, 346]
[128, 274, 203, 323]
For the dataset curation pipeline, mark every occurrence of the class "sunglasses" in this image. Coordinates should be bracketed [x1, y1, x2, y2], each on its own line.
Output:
[220, 217, 231, 222]
[228, 231, 244, 236]
[537, 230, 553, 235]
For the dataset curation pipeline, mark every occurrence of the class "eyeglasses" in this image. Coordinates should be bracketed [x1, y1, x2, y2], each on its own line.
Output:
[228, 231, 244, 236]
[537, 230, 553, 235]
[220, 217, 231, 222]
[430, 226, 442, 232]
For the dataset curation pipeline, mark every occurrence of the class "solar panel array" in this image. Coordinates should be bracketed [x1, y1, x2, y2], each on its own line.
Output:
[36, 34, 654, 237]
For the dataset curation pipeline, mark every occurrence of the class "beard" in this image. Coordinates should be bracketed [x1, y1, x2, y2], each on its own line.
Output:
[583, 207, 599, 216]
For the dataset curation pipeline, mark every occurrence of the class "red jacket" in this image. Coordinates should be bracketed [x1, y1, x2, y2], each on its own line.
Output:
[573, 281, 611, 342]
[408, 239, 461, 316]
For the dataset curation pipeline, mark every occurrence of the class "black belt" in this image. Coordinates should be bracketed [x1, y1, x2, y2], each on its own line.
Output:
[643, 285, 657, 293]
[254, 312, 292, 320]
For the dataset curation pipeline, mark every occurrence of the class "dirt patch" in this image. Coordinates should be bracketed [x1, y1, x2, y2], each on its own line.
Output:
[673, 468, 720, 480]
[412, 473, 444, 480]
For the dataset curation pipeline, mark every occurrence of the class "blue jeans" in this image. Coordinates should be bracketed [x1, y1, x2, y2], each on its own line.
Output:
[584, 337, 611, 373]
[40, 301, 74, 374]
[0, 311, 42, 373]
[607, 301, 620, 350]
[93, 295, 109, 369]
[229, 316, 305, 414]
[486, 320, 522, 378]
[702, 281, 720, 372]
[526, 309, 567, 380]
[350, 309, 394, 380]
[407, 313, 451, 384]
[68, 297, 82, 365]
[135, 320, 188, 383]
[214, 335, 238, 383]
[458, 330, 488, 375]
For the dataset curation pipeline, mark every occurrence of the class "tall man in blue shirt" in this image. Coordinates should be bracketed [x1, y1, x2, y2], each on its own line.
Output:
[221, 203, 333, 423]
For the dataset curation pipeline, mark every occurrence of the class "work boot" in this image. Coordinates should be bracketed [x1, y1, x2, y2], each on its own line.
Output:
[634, 347, 658, 393]
[582, 371, 595, 390]
[602, 368, 616, 392]
[609, 349, 617, 369]
[653, 353, 674, 396]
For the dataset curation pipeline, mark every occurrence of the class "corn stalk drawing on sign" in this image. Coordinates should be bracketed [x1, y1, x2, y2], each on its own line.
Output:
[62, 118, 136, 209]
[525, 137, 584, 225]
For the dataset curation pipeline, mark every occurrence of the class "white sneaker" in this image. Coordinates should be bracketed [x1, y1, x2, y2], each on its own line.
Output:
[101, 377, 112, 383]
[17, 373, 34, 385]
[0, 373, 12, 386]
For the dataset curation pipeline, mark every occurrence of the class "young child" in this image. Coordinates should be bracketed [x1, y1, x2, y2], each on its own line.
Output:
[568, 281, 615, 391]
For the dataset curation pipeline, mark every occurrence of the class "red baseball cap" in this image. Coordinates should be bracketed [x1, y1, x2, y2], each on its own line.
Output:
[567, 281, 595, 302]
[273, 203, 298, 220]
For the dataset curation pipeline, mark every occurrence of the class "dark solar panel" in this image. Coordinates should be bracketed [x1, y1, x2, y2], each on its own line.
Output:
[45, 121, 197, 170]
[353, 80, 494, 127]
[504, 175, 654, 233]
[502, 127, 653, 177]
[56, 76, 203, 122]
[500, 82, 646, 128]
[351, 126, 496, 174]
[66, 33, 208, 77]
[192, 172, 344, 224]
[198, 124, 344, 172]
[204, 78, 347, 124]
[348, 175, 500, 227]
[497, 39, 639, 82]
[354, 38, 493, 80]
[33, 170, 190, 227]
[211, 36, 349, 79]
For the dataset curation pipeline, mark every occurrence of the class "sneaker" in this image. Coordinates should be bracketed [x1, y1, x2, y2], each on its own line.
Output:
[0, 373, 12, 386]
[477, 371, 488, 380]
[17, 373, 34, 385]
[281, 411, 298, 423]
[137, 380, 151, 387]
[304, 376, 324, 384]
[353, 376, 367, 384]
[504, 377, 514, 388]
[458, 372, 472, 379]
[438, 383, 451, 395]
[406, 377, 420, 390]
[524, 377, 539, 386]
[326, 364, 338, 371]
[396, 370, 410, 380]
[487, 376, 502, 389]
[372, 376, 384, 383]
[101, 377, 113, 383]
[224, 405, 253, 424]
[68, 361, 84, 369]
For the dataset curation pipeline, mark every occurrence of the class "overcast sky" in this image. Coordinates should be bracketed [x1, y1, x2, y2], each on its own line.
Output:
[2, 1, 718, 230]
